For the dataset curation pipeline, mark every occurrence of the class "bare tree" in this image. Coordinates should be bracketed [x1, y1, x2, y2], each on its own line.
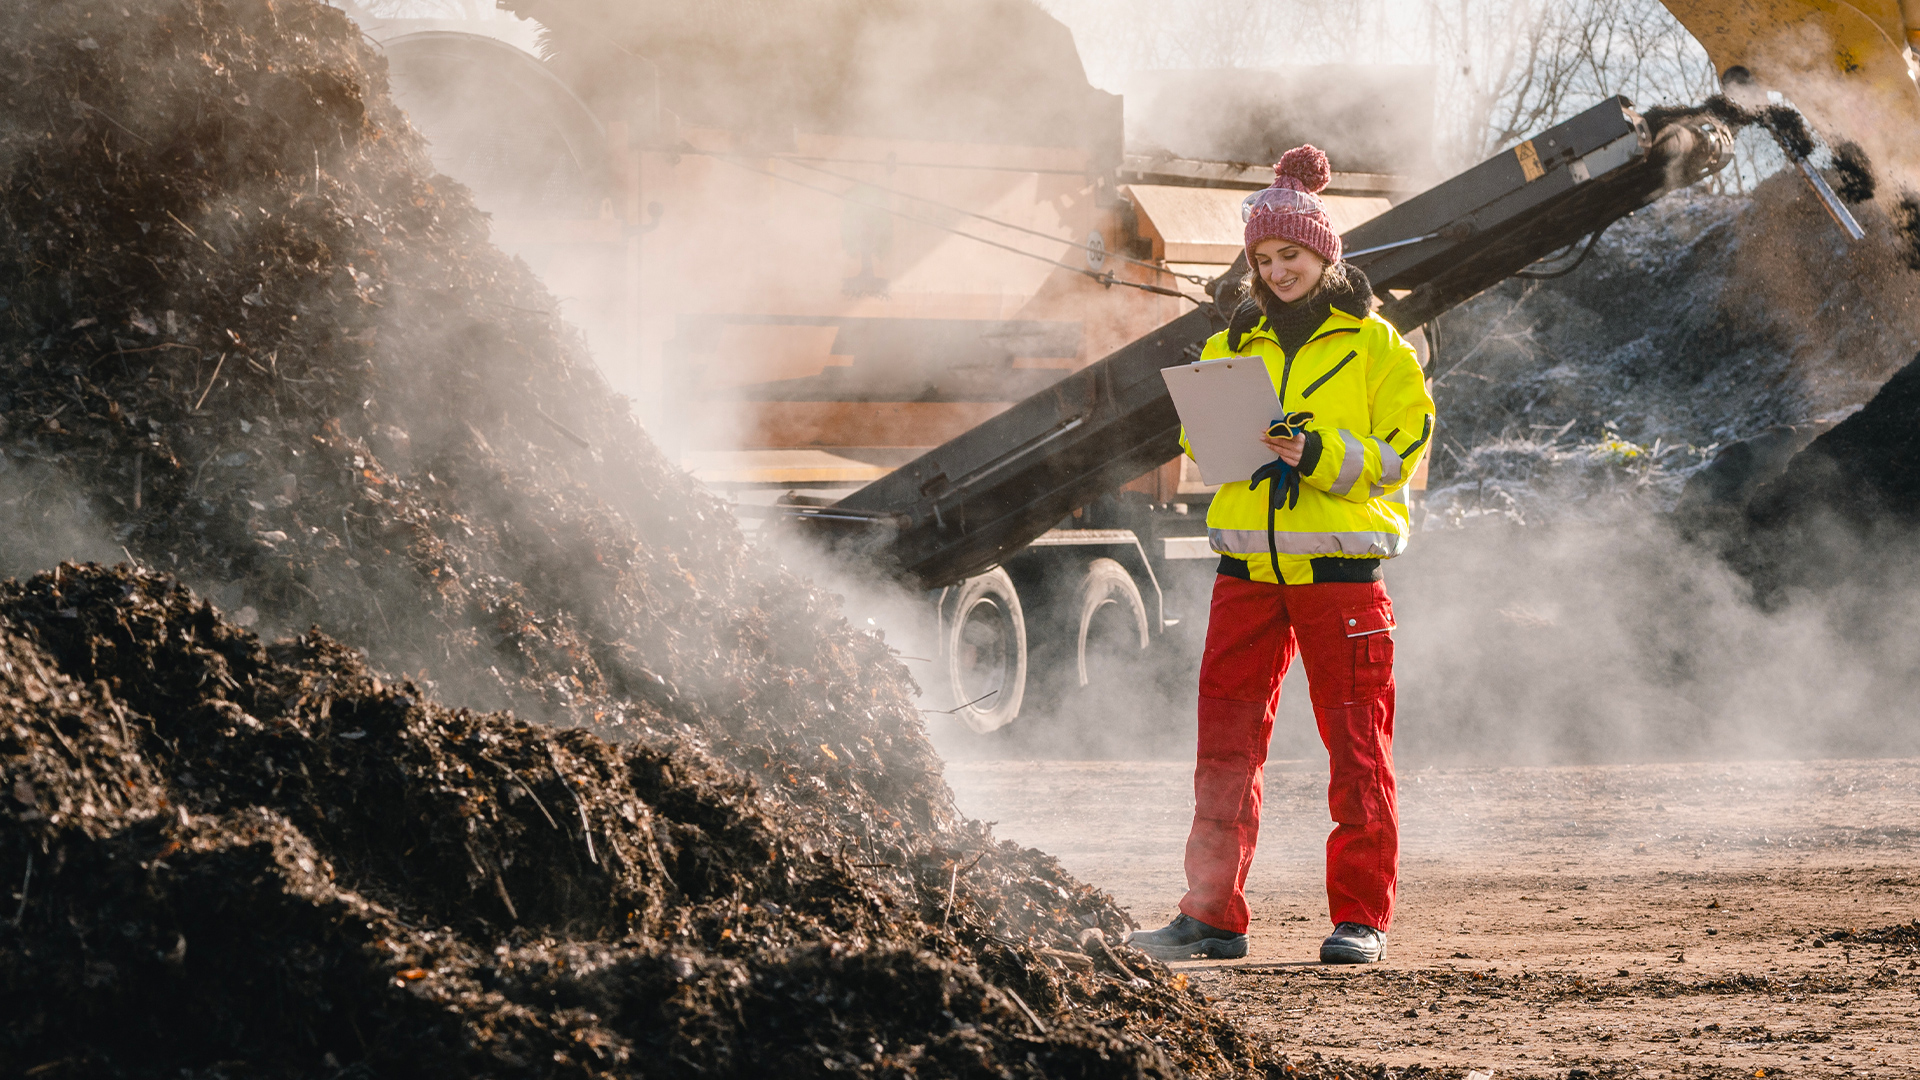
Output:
[1049, 0, 1742, 176]
[1422, 0, 1720, 165]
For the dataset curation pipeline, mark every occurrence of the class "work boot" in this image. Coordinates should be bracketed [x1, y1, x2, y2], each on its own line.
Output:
[1127, 913, 1248, 961]
[1319, 922, 1386, 963]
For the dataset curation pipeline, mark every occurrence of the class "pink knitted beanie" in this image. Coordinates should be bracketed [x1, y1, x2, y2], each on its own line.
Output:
[1243, 145, 1341, 266]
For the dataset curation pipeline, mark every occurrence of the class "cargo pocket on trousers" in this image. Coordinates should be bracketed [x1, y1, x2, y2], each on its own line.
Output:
[1343, 600, 1395, 700]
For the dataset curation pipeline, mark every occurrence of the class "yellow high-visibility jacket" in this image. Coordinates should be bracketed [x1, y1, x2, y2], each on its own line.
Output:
[1179, 303, 1436, 585]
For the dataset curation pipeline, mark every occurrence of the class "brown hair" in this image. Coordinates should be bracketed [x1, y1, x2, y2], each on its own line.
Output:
[1244, 257, 1354, 316]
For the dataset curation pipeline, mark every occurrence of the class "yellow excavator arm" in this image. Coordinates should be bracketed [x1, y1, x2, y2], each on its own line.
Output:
[1662, 0, 1920, 180]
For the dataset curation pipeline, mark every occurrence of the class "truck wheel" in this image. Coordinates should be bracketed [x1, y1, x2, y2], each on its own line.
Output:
[944, 567, 1027, 733]
[1075, 557, 1149, 688]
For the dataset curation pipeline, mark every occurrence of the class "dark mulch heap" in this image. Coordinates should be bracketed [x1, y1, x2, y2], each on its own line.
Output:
[1821, 921, 1920, 948]
[1743, 348, 1920, 529]
[1730, 348, 1920, 596]
[1, 564, 1281, 1078]
[1432, 173, 1920, 477]
[0, 0, 743, 726]
[0, 2, 1327, 1077]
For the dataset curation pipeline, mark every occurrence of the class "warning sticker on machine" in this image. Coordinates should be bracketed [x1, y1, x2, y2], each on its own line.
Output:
[1515, 139, 1545, 181]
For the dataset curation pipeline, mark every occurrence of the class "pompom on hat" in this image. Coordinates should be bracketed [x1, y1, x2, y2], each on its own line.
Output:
[1242, 145, 1341, 266]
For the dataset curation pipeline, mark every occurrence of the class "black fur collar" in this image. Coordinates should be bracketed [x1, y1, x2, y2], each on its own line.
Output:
[1227, 264, 1375, 354]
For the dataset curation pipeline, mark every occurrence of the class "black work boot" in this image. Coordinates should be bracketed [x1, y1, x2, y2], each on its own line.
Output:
[1319, 922, 1385, 963]
[1127, 913, 1248, 961]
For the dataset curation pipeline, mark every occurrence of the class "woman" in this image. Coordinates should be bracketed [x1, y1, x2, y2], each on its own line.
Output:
[1129, 146, 1435, 965]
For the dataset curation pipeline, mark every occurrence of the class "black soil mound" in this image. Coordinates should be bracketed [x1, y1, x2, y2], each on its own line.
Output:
[0, 0, 745, 725]
[0, 2, 1316, 1076]
[0, 0, 959, 883]
[1727, 349, 1920, 595]
[1, 564, 1282, 1078]
[1746, 350, 1920, 526]
[1433, 173, 1920, 464]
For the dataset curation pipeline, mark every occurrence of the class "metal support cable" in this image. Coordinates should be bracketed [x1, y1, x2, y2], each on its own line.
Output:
[1512, 222, 1611, 280]
[780, 154, 1092, 177]
[702, 152, 1202, 303]
[777, 154, 1215, 286]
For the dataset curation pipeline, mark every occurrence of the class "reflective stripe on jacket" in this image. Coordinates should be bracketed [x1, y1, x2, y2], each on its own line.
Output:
[1179, 304, 1436, 585]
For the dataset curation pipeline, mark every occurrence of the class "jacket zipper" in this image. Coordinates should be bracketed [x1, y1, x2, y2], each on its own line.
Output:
[1277, 326, 1360, 404]
[1302, 325, 1359, 347]
[1301, 350, 1359, 398]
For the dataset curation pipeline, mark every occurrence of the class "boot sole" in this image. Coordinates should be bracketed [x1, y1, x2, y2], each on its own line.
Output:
[1319, 943, 1384, 964]
[1130, 935, 1249, 961]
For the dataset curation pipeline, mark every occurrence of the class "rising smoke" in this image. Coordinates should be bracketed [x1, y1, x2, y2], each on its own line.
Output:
[351, 0, 1920, 774]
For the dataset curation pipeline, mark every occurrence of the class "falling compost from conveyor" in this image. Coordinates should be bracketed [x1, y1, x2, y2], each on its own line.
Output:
[0, 2, 1338, 1076]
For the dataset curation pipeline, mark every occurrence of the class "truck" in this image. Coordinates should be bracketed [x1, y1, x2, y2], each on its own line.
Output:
[368, 3, 1759, 735]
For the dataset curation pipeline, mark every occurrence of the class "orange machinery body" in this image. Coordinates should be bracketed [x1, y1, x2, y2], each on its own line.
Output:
[489, 128, 1408, 501]
[491, 124, 1180, 491]
[379, 29, 1405, 503]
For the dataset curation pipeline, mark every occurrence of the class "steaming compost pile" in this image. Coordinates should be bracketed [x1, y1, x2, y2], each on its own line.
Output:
[2, 564, 1265, 1077]
[1718, 346, 1920, 596]
[1425, 175, 1920, 529]
[0, 2, 1303, 1076]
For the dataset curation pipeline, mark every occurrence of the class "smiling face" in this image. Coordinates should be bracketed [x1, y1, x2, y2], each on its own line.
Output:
[1253, 238, 1326, 304]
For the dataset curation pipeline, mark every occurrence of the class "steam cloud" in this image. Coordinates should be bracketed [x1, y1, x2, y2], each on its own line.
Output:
[353, 0, 1920, 774]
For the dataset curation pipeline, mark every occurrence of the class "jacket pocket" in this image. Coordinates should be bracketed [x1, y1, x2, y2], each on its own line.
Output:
[1301, 350, 1359, 398]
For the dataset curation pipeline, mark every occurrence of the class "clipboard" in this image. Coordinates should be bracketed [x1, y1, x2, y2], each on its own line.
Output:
[1160, 357, 1282, 486]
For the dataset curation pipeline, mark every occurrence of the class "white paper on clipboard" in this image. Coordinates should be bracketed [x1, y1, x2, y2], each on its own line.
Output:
[1160, 357, 1282, 487]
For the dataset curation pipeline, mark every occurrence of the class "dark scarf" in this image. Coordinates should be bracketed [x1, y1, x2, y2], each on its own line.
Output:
[1227, 264, 1376, 355]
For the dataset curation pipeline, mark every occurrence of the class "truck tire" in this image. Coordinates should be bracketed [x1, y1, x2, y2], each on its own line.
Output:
[1075, 557, 1149, 688]
[943, 567, 1027, 733]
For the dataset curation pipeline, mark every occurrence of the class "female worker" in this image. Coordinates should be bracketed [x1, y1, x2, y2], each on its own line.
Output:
[1129, 146, 1435, 965]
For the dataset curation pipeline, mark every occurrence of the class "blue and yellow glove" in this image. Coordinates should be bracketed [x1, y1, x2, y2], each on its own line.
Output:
[1250, 411, 1314, 511]
[1249, 411, 1314, 574]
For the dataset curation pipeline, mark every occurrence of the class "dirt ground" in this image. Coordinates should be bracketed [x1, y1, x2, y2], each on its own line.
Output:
[945, 756, 1920, 1078]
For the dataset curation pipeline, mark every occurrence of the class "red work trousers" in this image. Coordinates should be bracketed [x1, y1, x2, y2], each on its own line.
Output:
[1179, 574, 1398, 935]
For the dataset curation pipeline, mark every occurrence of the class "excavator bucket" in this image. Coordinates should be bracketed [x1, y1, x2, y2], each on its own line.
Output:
[1662, 0, 1920, 181]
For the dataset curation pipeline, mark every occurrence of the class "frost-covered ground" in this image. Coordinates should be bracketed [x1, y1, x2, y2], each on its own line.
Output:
[1422, 427, 1717, 528]
[1425, 172, 1920, 527]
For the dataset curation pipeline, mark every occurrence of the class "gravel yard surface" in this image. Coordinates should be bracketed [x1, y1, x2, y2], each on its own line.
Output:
[950, 756, 1920, 1078]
